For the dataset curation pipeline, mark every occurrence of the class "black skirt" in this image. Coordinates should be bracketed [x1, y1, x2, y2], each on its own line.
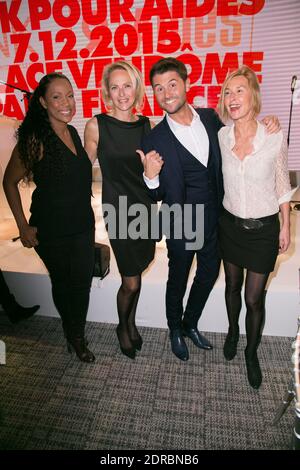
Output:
[218, 209, 280, 273]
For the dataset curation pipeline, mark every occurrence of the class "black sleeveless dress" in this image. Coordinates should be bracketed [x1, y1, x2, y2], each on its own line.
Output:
[95, 113, 156, 276]
[30, 125, 95, 242]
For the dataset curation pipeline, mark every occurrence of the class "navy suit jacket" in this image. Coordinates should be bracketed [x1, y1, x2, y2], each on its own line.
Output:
[141, 108, 224, 209]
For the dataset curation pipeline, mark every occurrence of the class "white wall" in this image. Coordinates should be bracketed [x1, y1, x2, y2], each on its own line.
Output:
[3, 209, 300, 338]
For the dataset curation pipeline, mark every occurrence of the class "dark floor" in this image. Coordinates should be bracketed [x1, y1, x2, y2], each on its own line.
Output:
[0, 314, 297, 450]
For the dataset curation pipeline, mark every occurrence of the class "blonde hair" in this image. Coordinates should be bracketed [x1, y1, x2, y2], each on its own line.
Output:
[101, 61, 145, 112]
[218, 65, 261, 122]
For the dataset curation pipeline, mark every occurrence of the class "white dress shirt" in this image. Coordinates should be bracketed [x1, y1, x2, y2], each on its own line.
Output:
[144, 105, 209, 189]
[218, 121, 294, 219]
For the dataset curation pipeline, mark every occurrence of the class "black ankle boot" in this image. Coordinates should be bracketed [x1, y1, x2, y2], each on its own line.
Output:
[223, 329, 239, 361]
[3, 302, 40, 324]
[67, 337, 95, 363]
[244, 350, 262, 389]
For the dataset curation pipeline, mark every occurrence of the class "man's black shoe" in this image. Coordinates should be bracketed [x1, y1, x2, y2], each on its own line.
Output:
[169, 329, 189, 361]
[182, 326, 213, 350]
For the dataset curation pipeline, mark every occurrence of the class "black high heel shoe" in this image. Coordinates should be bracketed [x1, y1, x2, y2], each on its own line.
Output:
[131, 335, 143, 351]
[116, 326, 136, 359]
[223, 329, 239, 361]
[5, 303, 40, 324]
[67, 337, 95, 363]
[244, 351, 262, 389]
[129, 328, 143, 351]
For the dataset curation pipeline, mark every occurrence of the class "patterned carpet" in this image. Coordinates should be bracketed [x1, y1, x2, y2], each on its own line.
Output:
[0, 313, 296, 450]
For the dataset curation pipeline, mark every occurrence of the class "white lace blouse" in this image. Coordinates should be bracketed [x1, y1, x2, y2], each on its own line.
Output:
[218, 121, 293, 218]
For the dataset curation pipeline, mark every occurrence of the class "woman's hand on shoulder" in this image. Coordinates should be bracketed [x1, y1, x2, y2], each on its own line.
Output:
[261, 115, 281, 134]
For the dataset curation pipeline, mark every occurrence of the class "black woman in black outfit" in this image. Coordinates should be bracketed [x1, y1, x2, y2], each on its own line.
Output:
[3, 73, 95, 363]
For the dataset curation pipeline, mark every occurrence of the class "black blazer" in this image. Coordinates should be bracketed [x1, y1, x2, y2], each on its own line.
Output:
[141, 108, 224, 209]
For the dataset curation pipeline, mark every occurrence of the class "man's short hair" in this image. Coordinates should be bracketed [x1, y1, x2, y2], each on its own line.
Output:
[150, 57, 188, 85]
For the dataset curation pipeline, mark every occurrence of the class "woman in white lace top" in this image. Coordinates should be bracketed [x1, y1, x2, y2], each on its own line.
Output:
[217, 65, 292, 389]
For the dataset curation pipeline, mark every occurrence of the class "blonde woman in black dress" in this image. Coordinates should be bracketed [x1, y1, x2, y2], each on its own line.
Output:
[218, 66, 292, 388]
[84, 62, 161, 359]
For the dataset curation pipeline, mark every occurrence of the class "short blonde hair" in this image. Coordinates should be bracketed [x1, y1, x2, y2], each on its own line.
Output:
[101, 61, 145, 112]
[218, 65, 261, 122]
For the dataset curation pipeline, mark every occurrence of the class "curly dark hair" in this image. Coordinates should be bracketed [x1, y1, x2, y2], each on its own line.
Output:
[17, 72, 72, 180]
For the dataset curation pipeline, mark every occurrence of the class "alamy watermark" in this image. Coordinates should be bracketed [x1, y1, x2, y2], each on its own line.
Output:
[101, 196, 205, 250]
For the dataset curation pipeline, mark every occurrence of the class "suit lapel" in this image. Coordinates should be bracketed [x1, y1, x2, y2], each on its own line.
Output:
[158, 117, 185, 203]
[160, 117, 183, 168]
[196, 108, 221, 173]
[197, 109, 217, 152]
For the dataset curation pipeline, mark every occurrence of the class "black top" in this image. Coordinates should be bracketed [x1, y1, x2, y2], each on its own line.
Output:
[30, 125, 95, 242]
[95, 113, 155, 276]
[97, 113, 152, 208]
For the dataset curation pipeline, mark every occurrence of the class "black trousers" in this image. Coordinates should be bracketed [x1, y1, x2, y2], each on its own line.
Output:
[166, 204, 220, 330]
[35, 229, 95, 339]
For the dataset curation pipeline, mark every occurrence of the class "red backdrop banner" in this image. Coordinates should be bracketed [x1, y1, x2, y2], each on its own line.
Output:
[0, 0, 299, 168]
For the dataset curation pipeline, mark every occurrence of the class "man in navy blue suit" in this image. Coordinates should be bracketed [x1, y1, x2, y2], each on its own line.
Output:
[139, 58, 278, 361]
[139, 58, 224, 361]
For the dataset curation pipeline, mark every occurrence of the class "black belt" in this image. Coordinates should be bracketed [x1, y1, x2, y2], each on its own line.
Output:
[223, 209, 278, 230]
